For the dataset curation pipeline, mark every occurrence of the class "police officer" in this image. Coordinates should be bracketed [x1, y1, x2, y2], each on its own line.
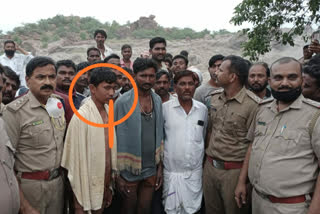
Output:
[0, 68, 20, 214]
[203, 55, 260, 214]
[235, 57, 320, 214]
[3, 57, 66, 214]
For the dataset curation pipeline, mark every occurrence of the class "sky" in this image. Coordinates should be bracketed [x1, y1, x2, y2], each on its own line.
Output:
[0, 0, 251, 33]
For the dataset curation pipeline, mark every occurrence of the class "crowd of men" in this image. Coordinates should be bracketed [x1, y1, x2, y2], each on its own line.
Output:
[0, 28, 320, 214]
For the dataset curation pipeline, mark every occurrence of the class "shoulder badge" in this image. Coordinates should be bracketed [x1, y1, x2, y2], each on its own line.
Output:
[303, 98, 320, 108]
[246, 90, 262, 104]
[6, 94, 29, 112]
[259, 97, 274, 105]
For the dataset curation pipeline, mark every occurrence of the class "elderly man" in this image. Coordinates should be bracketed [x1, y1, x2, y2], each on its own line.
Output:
[162, 70, 208, 214]
[235, 57, 320, 214]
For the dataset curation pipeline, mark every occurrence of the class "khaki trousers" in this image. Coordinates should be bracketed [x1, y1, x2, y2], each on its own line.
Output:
[203, 159, 248, 214]
[20, 175, 64, 214]
[252, 189, 310, 214]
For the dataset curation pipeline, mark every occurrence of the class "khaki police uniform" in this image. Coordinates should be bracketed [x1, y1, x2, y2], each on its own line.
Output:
[248, 95, 320, 214]
[2, 91, 66, 214]
[0, 117, 20, 214]
[203, 87, 260, 214]
[0, 102, 5, 114]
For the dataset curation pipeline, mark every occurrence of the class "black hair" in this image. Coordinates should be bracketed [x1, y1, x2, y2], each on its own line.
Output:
[121, 44, 132, 51]
[4, 40, 15, 46]
[223, 55, 250, 86]
[173, 55, 189, 66]
[122, 67, 133, 75]
[303, 65, 320, 88]
[56, 59, 76, 72]
[270, 57, 302, 74]
[87, 47, 101, 56]
[208, 54, 225, 67]
[149, 37, 166, 49]
[156, 70, 170, 81]
[308, 54, 320, 66]
[77, 61, 91, 73]
[173, 70, 196, 84]
[303, 45, 309, 50]
[26, 56, 56, 77]
[249, 62, 270, 77]
[103, 54, 120, 63]
[133, 58, 158, 74]
[3, 66, 20, 88]
[165, 53, 173, 60]
[90, 67, 117, 87]
[164, 57, 172, 67]
[94, 29, 107, 39]
[180, 50, 189, 58]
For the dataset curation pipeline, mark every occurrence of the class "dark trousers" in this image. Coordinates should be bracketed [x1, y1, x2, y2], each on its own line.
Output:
[120, 175, 156, 214]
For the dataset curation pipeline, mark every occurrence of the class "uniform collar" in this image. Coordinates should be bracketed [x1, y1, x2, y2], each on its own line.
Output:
[219, 86, 246, 104]
[268, 94, 304, 113]
[28, 91, 43, 108]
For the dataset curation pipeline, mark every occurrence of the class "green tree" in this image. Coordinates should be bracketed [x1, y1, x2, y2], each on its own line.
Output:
[231, 0, 320, 60]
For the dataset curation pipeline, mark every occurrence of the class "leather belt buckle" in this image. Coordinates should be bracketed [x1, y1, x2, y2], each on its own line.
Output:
[212, 159, 225, 169]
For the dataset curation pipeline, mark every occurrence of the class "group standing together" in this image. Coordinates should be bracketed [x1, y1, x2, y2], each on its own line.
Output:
[0, 29, 320, 214]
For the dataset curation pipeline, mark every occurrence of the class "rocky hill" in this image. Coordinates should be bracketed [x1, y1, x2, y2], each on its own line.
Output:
[0, 15, 310, 81]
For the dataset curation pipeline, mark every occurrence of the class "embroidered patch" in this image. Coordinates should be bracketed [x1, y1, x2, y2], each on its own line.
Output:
[32, 120, 44, 126]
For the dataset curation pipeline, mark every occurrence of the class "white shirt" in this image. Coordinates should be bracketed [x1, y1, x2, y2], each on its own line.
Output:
[162, 97, 208, 214]
[102, 45, 114, 58]
[0, 53, 33, 87]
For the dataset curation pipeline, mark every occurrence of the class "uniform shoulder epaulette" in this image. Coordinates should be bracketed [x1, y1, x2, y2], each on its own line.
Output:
[51, 93, 63, 100]
[6, 94, 29, 112]
[303, 98, 320, 108]
[246, 90, 262, 104]
[259, 97, 274, 105]
[208, 88, 224, 97]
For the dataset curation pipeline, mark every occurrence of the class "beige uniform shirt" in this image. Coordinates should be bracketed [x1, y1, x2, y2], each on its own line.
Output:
[206, 87, 260, 162]
[0, 117, 20, 214]
[248, 95, 320, 197]
[0, 103, 5, 114]
[2, 91, 66, 172]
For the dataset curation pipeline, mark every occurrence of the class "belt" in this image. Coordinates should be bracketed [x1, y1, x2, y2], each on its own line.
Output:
[20, 168, 61, 181]
[255, 188, 313, 204]
[207, 156, 243, 170]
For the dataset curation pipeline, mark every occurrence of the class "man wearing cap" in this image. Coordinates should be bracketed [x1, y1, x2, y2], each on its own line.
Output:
[2, 56, 66, 214]
[235, 57, 320, 214]
[203, 55, 260, 214]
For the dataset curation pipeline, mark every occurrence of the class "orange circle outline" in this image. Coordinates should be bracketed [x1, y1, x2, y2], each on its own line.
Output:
[68, 63, 138, 128]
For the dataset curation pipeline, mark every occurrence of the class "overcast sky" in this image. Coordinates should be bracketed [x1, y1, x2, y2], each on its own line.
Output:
[1, 0, 251, 33]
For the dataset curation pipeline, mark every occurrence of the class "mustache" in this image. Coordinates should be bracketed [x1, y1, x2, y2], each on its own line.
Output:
[40, 84, 54, 90]
[142, 83, 152, 87]
[278, 86, 292, 90]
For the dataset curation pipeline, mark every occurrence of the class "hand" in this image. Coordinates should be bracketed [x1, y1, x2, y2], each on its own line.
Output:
[234, 182, 247, 208]
[21, 203, 40, 214]
[116, 176, 130, 198]
[309, 40, 320, 54]
[155, 164, 163, 191]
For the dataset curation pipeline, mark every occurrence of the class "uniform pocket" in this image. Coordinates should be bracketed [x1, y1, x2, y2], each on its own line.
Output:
[272, 129, 302, 155]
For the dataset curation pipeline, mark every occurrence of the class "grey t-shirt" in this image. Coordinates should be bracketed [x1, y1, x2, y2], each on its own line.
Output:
[120, 110, 157, 182]
[194, 82, 219, 105]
